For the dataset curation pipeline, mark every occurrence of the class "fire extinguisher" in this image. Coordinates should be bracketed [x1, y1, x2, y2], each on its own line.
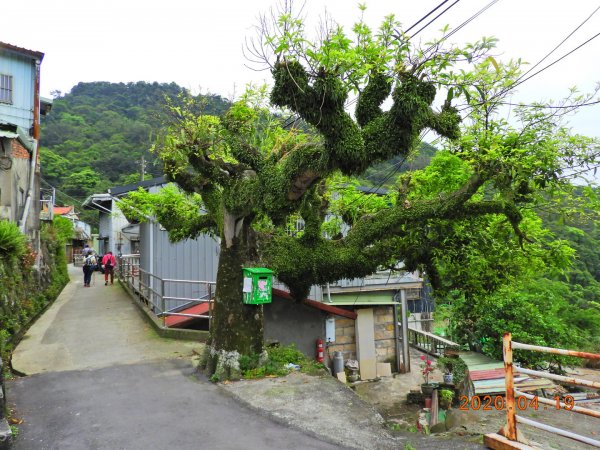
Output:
[316, 339, 324, 363]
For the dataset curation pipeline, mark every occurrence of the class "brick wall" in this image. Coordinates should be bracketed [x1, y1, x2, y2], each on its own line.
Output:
[327, 305, 397, 365]
[11, 140, 30, 159]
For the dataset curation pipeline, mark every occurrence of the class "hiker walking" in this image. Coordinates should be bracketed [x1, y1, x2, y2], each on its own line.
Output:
[102, 251, 117, 286]
[83, 251, 97, 287]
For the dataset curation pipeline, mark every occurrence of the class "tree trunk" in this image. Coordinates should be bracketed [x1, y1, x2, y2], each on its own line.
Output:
[211, 217, 264, 356]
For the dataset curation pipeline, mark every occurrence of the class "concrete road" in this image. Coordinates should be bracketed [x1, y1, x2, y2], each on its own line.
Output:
[7, 266, 339, 449]
[8, 360, 339, 450]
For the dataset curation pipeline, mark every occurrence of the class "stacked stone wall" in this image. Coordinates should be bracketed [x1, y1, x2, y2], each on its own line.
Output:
[327, 317, 356, 361]
[373, 306, 396, 363]
[327, 305, 397, 366]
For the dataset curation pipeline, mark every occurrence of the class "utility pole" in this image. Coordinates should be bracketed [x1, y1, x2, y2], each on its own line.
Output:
[140, 156, 146, 181]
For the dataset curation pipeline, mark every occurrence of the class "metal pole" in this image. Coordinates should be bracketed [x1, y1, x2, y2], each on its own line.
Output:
[400, 289, 410, 373]
[503, 332, 517, 441]
[208, 283, 213, 329]
[161, 278, 166, 328]
[393, 302, 402, 373]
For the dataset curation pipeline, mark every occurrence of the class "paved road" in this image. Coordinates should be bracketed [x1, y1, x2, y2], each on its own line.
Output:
[8, 265, 339, 449]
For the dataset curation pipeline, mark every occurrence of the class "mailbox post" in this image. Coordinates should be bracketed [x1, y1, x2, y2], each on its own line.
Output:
[242, 268, 274, 305]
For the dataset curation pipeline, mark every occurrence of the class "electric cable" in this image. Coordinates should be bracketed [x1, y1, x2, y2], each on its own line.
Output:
[459, 5, 600, 114]
[410, 0, 461, 39]
[518, 5, 600, 83]
[511, 31, 600, 91]
[422, 0, 500, 56]
[404, 0, 453, 34]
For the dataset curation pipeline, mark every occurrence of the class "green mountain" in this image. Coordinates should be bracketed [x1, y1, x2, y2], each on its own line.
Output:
[40, 81, 230, 205]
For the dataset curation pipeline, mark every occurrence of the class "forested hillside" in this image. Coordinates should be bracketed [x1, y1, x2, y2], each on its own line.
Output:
[40, 82, 230, 205]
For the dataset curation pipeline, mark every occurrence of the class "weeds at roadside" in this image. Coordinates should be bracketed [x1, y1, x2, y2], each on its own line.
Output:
[239, 344, 327, 379]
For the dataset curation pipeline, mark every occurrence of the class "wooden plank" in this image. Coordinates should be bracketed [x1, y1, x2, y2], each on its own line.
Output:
[484, 433, 537, 450]
[430, 390, 439, 427]
[356, 309, 377, 380]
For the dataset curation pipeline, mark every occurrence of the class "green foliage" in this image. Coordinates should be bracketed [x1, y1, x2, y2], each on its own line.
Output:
[238, 344, 325, 379]
[40, 81, 230, 205]
[0, 220, 27, 258]
[438, 389, 454, 403]
[0, 220, 69, 365]
[52, 216, 75, 243]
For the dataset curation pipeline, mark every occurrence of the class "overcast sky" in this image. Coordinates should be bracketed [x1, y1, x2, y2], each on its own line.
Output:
[4, 0, 599, 138]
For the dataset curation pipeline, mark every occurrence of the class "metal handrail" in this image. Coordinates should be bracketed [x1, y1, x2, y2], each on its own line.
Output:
[485, 332, 600, 449]
[117, 254, 215, 329]
[404, 326, 460, 356]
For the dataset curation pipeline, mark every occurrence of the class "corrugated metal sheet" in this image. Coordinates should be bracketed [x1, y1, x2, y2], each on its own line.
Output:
[140, 221, 219, 312]
[460, 351, 555, 395]
[0, 50, 35, 131]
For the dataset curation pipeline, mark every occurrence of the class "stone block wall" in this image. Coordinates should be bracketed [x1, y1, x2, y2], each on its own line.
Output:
[327, 317, 356, 362]
[373, 306, 396, 363]
[326, 305, 397, 366]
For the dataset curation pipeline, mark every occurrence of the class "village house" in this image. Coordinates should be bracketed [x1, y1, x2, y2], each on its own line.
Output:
[0, 42, 52, 255]
[85, 177, 430, 379]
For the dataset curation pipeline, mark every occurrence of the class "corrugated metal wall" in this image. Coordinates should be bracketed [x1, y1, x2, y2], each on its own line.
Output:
[0, 51, 34, 130]
[139, 221, 220, 311]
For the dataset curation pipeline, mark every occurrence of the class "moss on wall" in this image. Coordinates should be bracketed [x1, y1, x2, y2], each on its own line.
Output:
[0, 221, 69, 365]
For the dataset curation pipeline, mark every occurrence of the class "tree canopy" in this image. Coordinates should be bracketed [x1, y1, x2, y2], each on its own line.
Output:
[121, 4, 600, 373]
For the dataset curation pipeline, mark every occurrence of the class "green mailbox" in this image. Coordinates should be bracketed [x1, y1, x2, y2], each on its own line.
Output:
[242, 267, 274, 305]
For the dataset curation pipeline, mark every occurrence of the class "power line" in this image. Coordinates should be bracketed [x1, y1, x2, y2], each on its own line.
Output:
[423, 0, 500, 55]
[404, 0, 453, 34]
[410, 0, 461, 39]
[460, 6, 600, 115]
[41, 178, 86, 207]
[511, 31, 600, 91]
[517, 5, 600, 83]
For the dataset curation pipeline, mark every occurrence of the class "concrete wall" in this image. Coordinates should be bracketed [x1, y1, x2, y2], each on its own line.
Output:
[264, 294, 326, 358]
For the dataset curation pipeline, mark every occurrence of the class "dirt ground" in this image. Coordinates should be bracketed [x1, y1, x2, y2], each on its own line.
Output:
[353, 350, 600, 449]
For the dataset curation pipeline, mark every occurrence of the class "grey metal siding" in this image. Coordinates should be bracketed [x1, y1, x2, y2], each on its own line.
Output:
[0, 51, 34, 130]
[140, 222, 219, 312]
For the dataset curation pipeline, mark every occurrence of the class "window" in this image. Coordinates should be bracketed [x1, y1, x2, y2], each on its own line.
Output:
[0, 75, 13, 104]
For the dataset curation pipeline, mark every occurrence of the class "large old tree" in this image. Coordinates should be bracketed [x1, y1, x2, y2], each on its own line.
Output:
[123, 7, 599, 377]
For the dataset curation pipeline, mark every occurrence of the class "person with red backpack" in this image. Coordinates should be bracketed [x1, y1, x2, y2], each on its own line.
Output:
[101, 251, 117, 286]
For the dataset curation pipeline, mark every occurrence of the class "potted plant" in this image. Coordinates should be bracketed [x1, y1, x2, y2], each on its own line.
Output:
[439, 389, 455, 410]
[437, 356, 455, 384]
[420, 355, 438, 395]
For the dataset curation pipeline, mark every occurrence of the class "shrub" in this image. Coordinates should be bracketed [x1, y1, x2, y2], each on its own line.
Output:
[0, 220, 27, 258]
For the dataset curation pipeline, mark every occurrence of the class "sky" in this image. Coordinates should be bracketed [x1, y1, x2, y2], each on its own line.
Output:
[4, 0, 599, 138]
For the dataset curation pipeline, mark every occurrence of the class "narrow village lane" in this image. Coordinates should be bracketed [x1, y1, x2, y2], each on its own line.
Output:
[7, 265, 340, 449]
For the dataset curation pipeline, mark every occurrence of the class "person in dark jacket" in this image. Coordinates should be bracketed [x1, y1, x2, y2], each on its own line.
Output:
[83, 251, 97, 287]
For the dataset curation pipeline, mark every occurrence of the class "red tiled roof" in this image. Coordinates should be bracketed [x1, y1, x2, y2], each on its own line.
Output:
[164, 302, 210, 328]
[54, 206, 75, 216]
[272, 288, 357, 320]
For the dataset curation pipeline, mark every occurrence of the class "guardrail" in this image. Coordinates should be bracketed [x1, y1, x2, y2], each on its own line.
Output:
[485, 332, 600, 449]
[118, 254, 215, 329]
[405, 327, 460, 356]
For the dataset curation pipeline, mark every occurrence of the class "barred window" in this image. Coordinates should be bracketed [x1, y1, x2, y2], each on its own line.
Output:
[0, 75, 13, 104]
